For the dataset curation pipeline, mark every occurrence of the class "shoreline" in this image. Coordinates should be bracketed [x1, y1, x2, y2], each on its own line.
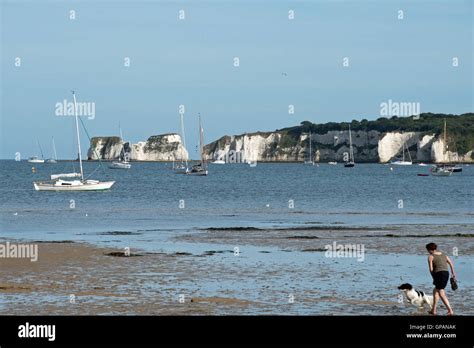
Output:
[3, 159, 473, 164]
[1, 224, 472, 315]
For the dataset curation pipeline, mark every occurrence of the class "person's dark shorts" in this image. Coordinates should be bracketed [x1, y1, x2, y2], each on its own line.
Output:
[433, 271, 449, 290]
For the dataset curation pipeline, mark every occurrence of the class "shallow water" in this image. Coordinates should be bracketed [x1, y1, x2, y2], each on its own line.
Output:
[1, 161, 473, 244]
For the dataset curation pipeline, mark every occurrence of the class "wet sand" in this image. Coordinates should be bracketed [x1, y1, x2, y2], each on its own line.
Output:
[1, 224, 472, 315]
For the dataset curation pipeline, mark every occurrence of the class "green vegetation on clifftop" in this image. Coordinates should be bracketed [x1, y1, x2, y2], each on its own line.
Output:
[278, 113, 474, 155]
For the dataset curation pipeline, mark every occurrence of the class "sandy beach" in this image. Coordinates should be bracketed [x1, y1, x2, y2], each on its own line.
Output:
[1, 223, 472, 315]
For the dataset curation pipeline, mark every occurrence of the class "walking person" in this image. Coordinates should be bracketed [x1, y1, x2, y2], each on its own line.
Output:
[426, 242, 456, 315]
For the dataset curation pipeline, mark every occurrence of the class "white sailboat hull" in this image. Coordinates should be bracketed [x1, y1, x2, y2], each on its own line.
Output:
[109, 161, 131, 169]
[431, 170, 452, 177]
[430, 166, 453, 177]
[34, 180, 115, 191]
[391, 161, 412, 166]
[28, 159, 45, 163]
[174, 168, 189, 174]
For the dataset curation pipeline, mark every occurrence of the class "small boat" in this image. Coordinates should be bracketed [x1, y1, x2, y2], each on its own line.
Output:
[418, 163, 428, 166]
[109, 161, 131, 169]
[173, 161, 189, 174]
[247, 161, 257, 167]
[391, 141, 412, 165]
[28, 156, 45, 163]
[109, 123, 131, 169]
[304, 131, 314, 165]
[188, 163, 208, 175]
[328, 161, 337, 165]
[444, 165, 462, 173]
[212, 160, 225, 164]
[433, 121, 463, 173]
[46, 137, 58, 163]
[34, 91, 115, 191]
[344, 124, 355, 168]
[430, 165, 453, 177]
[390, 160, 412, 165]
[187, 114, 208, 176]
[28, 140, 45, 163]
[34, 179, 114, 191]
[417, 173, 429, 177]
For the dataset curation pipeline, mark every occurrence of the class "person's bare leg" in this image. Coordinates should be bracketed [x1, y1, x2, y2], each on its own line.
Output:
[439, 289, 454, 315]
[429, 288, 439, 315]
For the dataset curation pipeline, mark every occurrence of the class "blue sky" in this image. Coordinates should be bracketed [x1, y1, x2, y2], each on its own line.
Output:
[1, 0, 472, 159]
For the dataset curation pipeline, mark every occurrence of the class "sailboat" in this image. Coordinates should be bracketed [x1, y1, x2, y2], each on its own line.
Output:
[436, 119, 462, 173]
[430, 165, 453, 176]
[109, 123, 131, 169]
[186, 114, 208, 176]
[34, 91, 115, 191]
[390, 141, 412, 165]
[173, 113, 189, 174]
[304, 132, 314, 165]
[46, 137, 58, 163]
[344, 125, 355, 167]
[28, 140, 45, 163]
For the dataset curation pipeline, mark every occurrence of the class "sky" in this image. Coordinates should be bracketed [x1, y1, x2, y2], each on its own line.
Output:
[1, 0, 472, 159]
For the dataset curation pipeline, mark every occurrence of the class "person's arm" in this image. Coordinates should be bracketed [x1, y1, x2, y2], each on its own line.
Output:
[428, 255, 434, 276]
[446, 256, 456, 278]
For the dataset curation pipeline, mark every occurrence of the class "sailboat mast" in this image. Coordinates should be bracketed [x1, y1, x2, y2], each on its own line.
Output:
[309, 131, 312, 162]
[37, 140, 44, 159]
[119, 123, 125, 161]
[348, 124, 353, 162]
[407, 142, 412, 162]
[72, 91, 84, 180]
[199, 113, 205, 168]
[180, 113, 187, 165]
[444, 119, 448, 163]
[52, 137, 58, 160]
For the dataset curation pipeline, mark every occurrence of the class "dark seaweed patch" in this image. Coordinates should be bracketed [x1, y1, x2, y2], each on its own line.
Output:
[205, 227, 262, 232]
[104, 251, 143, 257]
[33, 240, 75, 243]
[378, 233, 474, 238]
[97, 231, 142, 236]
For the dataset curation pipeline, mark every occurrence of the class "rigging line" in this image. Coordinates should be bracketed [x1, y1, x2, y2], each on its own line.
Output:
[78, 116, 107, 175]
[84, 165, 101, 180]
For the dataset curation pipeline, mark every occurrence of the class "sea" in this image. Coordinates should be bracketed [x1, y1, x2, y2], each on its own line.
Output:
[1, 160, 473, 247]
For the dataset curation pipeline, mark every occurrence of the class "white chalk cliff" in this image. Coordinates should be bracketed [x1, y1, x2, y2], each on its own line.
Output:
[203, 131, 473, 163]
[88, 134, 189, 161]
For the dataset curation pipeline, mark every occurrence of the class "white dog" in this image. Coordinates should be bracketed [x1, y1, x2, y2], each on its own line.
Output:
[398, 283, 433, 310]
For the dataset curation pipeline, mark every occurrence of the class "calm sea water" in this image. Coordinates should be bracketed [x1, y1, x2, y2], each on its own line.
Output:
[0, 160, 473, 246]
